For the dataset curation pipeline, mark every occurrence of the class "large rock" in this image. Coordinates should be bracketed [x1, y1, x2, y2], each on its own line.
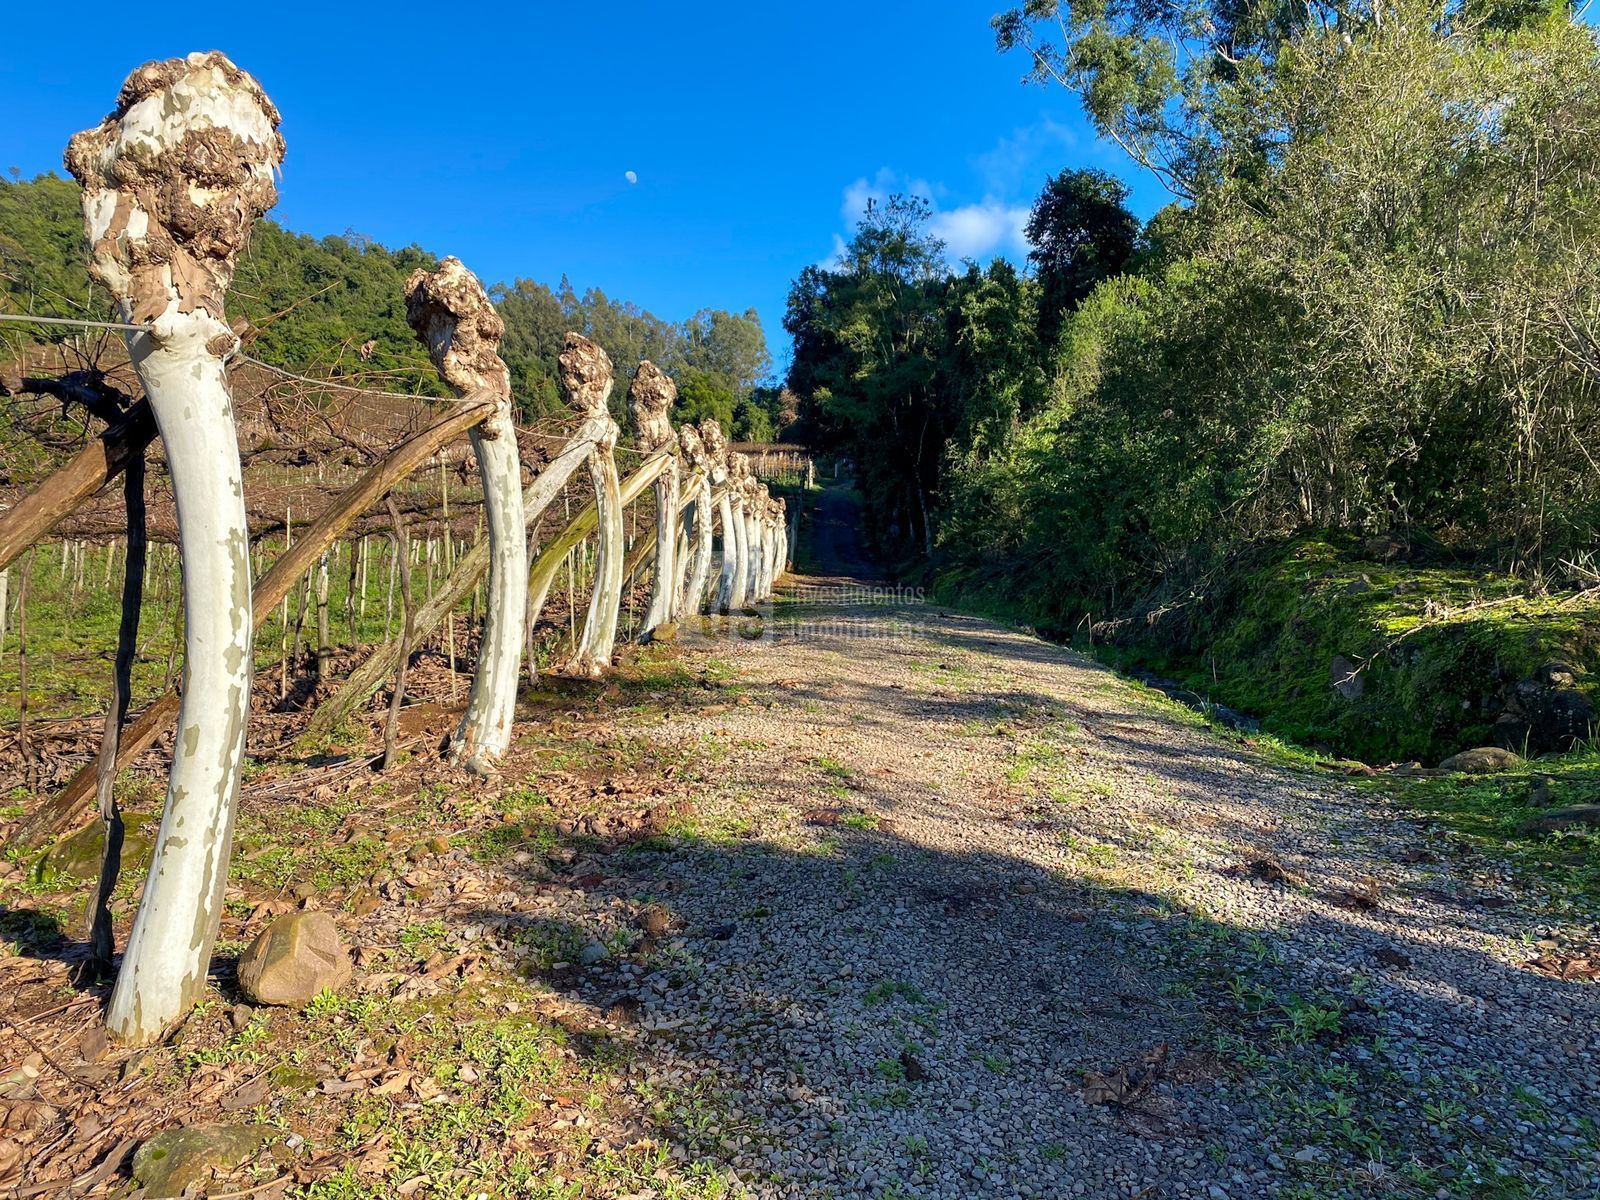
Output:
[236, 911, 351, 1007]
[1330, 655, 1365, 701]
[1520, 805, 1600, 833]
[31, 813, 154, 885]
[1437, 746, 1521, 774]
[1492, 661, 1596, 755]
[133, 1124, 270, 1198]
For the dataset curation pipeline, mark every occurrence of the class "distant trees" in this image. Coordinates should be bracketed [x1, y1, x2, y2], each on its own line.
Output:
[0, 176, 782, 438]
[1025, 169, 1137, 346]
[786, 0, 1600, 619]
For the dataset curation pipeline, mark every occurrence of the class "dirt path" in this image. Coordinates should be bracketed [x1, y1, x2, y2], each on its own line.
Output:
[537, 496, 1599, 1198]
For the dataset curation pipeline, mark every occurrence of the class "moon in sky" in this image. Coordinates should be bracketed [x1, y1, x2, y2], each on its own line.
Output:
[624, 170, 638, 184]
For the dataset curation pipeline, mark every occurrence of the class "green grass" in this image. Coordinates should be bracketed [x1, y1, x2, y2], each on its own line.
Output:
[1382, 747, 1600, 913]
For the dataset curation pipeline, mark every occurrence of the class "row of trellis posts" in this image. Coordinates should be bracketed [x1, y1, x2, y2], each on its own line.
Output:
[0, 53, 794, 1045]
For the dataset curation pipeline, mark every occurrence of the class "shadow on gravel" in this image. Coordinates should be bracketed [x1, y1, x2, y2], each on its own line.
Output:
[467, 800, 1600, 1199]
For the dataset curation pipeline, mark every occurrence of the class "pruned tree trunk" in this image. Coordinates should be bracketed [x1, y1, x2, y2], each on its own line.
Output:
[526, 453, 668, 629]
[727, 491, 751, 611]
[556, 335, 623, 678]
[68, 52, 284, 1045]
[305, 445, 667, 744]
[627, 362, 679, 638]
[405, 259, 526, 774]
[567, 427, 624, 676]
[674, 425, 712, 619]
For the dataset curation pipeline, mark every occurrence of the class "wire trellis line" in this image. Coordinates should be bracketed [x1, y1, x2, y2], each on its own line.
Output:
[0, 312, 154, 334]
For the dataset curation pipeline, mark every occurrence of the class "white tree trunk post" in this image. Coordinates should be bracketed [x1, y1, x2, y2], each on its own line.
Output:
[703, 422, 739, 614]
[751, 488, 770, 601]
[67, 52, 283, 1046]
[404, 258, 527, 774]
[628, 362, 679, 638]
[752, 496, 771, 600]
[727, 456, 755, 612]
[559, 335, 624, 677]
[675, 424, 713, 618]
[757, 498, 772, 598]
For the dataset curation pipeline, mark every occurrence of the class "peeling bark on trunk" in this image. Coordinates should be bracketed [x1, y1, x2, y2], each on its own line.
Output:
[726, 458, 754, 612]
[567, 428, 623, 676]
[405, 259, 526, 774]
[306, 447, 667, 744]
[698, 422, 737, 615]
[675, 425, 713, 619]
[526, 453, 668, 630]
[627, 362, 678, 638]
[67, 52, 284, 1045]
[557, 335, 622, 678]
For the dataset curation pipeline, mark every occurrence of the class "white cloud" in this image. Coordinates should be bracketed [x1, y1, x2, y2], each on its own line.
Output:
[823, 232, 849, 269]
[930, 200, 1032, 261]
[974, 119, 1078, 195]
[826, 169, 1032, 268]
[624, 170, 638, 184]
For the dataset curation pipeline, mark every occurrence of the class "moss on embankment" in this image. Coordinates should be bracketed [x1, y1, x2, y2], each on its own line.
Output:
[942, 537, 1600, 765]
[1103, 539, 1600, 763]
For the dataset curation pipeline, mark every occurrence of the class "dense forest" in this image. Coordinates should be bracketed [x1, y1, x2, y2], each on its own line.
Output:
[786, 0, 1600, 620]
[0, 172, 788, 440]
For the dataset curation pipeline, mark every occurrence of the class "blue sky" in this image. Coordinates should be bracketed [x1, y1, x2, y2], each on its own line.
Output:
[0, 1, 1171, 377]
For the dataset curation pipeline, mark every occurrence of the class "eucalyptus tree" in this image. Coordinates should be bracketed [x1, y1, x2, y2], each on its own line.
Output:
[66, 52, 284, 1045]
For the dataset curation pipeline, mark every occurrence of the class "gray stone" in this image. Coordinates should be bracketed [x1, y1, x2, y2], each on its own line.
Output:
[1437, 746, 1521, 774]
[32, 813, 154, 885]
[132, 1124, 270, 1198]
[236, 911, 351, 1007]
[1330, 655, 1365, 701]
[1520, 805, 1600, 833]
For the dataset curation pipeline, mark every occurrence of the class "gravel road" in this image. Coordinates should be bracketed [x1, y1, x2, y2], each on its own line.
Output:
[536, 534, 1599, 1197]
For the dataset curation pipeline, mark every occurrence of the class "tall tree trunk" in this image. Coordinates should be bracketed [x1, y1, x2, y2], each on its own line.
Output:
[68, 52, 284, 1045]
[305, 446, 666, 743]
[404, 259, 527, 774]
[553, 335, 622, 678]
[566, 433, 624, 676]
[627, 362, 679, 638]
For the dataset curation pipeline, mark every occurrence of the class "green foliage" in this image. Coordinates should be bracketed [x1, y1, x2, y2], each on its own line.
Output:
[786, 195, 1061, 556]
[1026, 168, 1138, 345]
[781, 4, 1600, 764]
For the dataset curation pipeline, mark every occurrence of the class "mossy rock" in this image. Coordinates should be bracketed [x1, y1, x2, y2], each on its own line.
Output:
[31, 813, 154, 886]
[132, 1123, 271, 1198]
